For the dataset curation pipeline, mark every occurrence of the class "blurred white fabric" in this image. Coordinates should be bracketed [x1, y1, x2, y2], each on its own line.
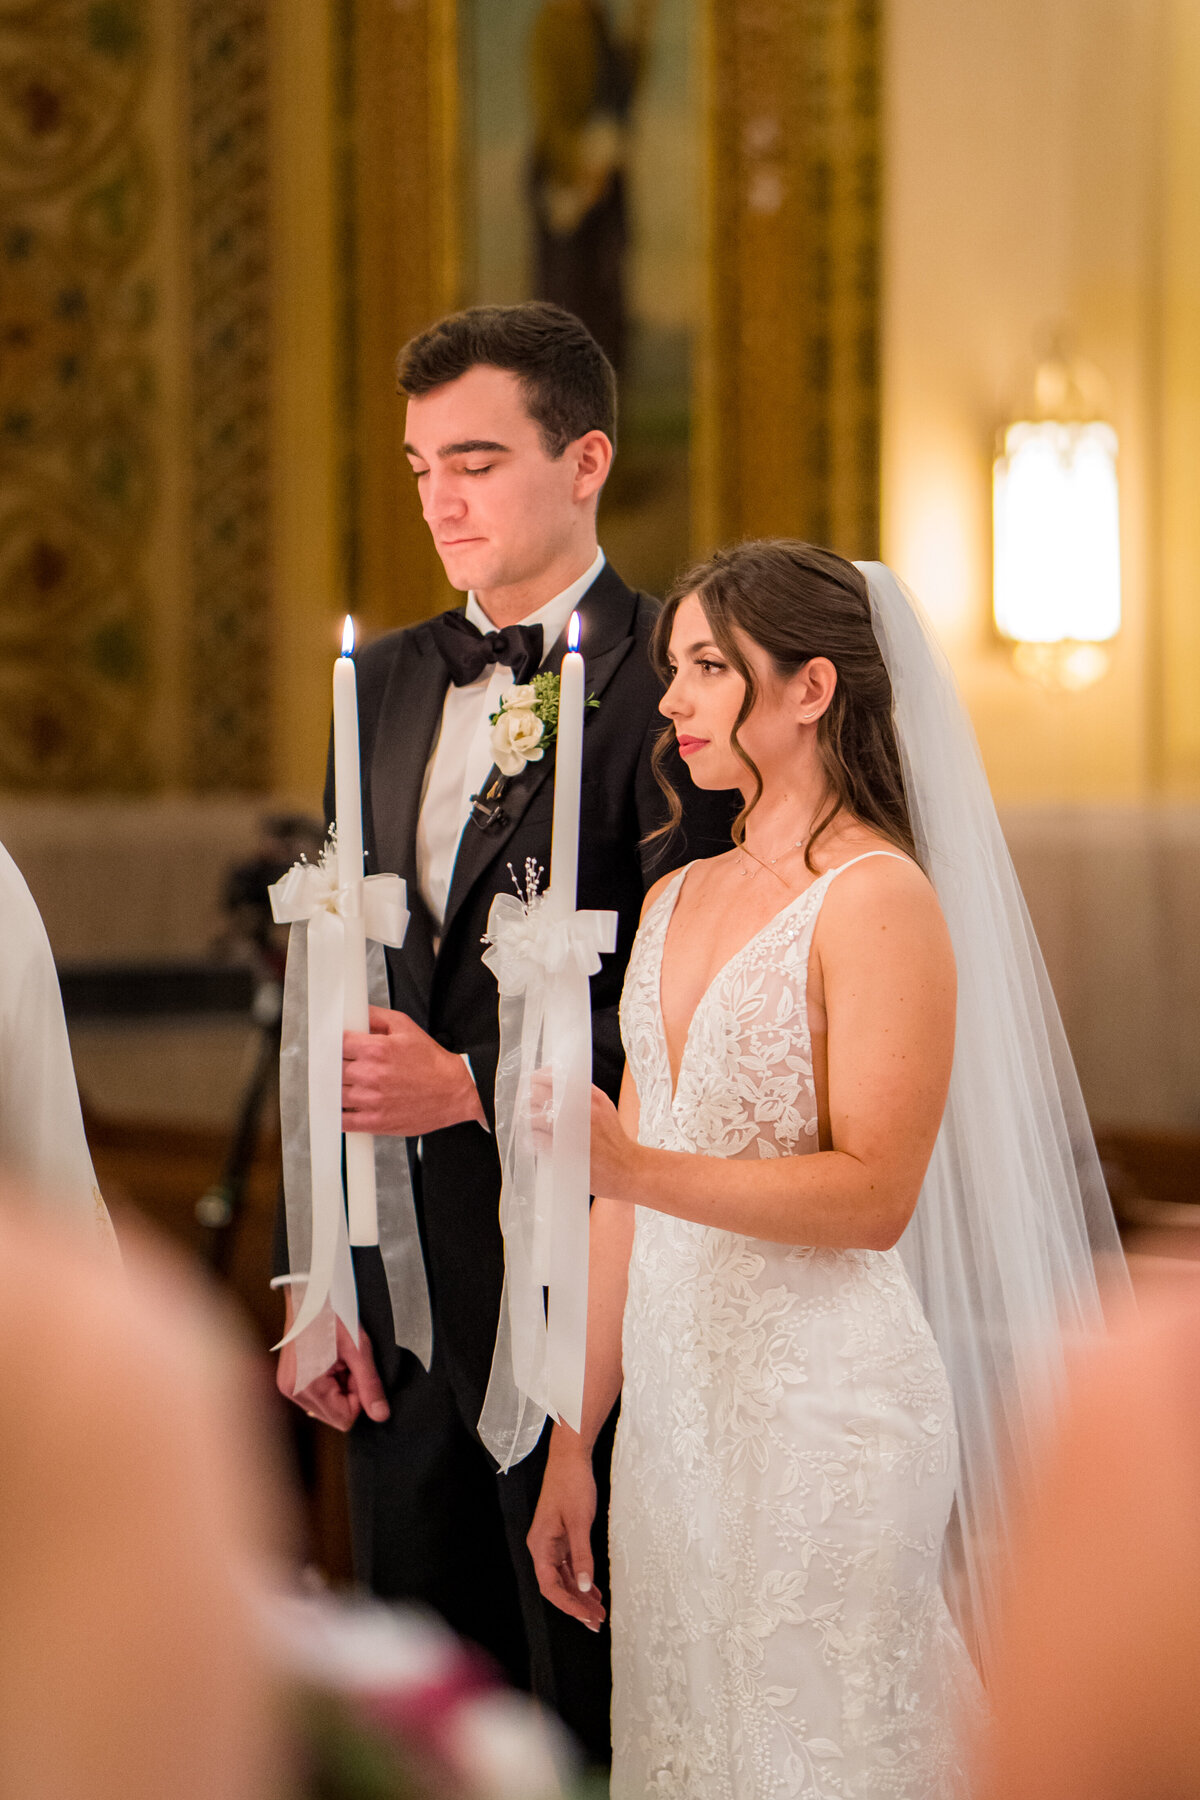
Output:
[0, 840, 115, 1250]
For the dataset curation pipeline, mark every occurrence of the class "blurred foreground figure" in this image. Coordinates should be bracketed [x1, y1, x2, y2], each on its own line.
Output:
[975, 1287, 1200, 1800]
[0, 1202, 283, 1800]
[274, 1594, 573, 1799]
[0, 1193, 572, 1800]
[0, 841, 115, 1252]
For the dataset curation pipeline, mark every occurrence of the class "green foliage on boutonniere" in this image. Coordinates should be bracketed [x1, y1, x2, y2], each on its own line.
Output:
[488, 672, 599, 777]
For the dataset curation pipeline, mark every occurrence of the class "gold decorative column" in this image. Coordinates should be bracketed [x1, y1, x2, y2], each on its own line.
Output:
[333, 0, 460, 632]
[1157, 0, 1200, 796]
[695, 0, 880, 560]
[268, 0, 461, 799]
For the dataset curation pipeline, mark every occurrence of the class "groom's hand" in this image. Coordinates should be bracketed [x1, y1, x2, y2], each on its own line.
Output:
[342, 1006, 487, 1136]
[276, 1308, 390, 1432]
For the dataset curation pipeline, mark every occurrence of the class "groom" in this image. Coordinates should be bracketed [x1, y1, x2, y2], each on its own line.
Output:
[276, 301, 734, 1760]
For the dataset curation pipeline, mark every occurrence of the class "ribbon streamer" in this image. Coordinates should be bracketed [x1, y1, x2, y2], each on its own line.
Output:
[478, 892, 617, 1470]
[269, 859, 432, 1387]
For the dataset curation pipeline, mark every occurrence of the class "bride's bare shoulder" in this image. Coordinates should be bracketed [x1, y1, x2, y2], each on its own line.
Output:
[639, 867, 681, 920]
[639, 850, 738, 921]
[824, 840, 931, 895]
[816, 837, 950, 963]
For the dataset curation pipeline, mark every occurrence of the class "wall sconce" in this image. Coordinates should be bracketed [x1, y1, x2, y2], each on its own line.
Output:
[992, 348, 1121, 690]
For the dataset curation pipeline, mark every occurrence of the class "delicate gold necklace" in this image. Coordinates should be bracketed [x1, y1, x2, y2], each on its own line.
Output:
[737, 830, 810, 887]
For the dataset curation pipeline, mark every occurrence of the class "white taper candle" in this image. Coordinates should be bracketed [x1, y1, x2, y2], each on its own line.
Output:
[333, 615, 379, 1247]
[548, 610, 585, 918]
[536, 612, 586, 1279]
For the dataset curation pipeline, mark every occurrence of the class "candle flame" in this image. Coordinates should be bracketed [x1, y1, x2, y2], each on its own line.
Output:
[341, 615, 355, 656]
[567, 610, 580, 652]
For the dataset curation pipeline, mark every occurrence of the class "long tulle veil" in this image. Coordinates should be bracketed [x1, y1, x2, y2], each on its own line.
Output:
[856, 562, 1127, 1672]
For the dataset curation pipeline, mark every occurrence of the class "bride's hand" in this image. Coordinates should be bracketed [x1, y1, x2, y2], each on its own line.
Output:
[528, 1074, 638, 1201]
[588, 1083, 636, 1198]
[527, 1433, 606, 1631]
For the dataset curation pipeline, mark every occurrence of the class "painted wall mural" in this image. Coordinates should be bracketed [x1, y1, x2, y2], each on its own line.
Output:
[461, 0, 698, 600]
[336, 0, 880, 627]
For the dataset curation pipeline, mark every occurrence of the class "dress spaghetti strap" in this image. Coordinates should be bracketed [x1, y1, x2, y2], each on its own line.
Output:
[823, 848, 911, 881]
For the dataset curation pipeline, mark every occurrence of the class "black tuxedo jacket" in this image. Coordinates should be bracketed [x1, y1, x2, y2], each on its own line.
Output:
[329, 562, 736, 1425]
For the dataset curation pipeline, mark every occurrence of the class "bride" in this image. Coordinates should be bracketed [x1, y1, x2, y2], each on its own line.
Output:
[527, 542, 1121, 1798]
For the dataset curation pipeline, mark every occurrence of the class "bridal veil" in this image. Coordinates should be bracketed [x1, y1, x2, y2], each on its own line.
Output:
[857, 562, 1126, 1672]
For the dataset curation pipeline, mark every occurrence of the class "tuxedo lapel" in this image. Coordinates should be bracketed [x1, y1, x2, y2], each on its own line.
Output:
[369, 620, 452, 992]
[439, 564, 640, 943]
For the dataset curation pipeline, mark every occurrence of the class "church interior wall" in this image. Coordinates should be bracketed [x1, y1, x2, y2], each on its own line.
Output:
[878, 0, 1200, 1141]
[883, 0, 1166, 804]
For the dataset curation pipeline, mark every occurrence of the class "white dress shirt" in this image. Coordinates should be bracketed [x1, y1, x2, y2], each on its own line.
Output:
[416, 548, 605, 937]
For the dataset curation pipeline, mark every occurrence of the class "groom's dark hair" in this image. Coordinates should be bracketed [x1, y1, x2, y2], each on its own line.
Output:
[397, 302, 617, 457]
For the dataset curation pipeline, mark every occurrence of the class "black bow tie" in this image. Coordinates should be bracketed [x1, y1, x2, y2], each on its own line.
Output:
[430, 612, 544, 687]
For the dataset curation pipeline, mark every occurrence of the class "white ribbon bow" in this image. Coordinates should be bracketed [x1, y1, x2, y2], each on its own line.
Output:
[269, 860, 411, 944]
[482, 893, 615, 990]
[478, 892, 617, 1470]
[268, 859, 432, 1391]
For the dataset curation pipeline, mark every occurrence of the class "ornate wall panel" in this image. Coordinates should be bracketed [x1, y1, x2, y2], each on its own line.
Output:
[0, 0, 156, 789]
[186, 0, 272, 789]
[697, 0, 880, 558]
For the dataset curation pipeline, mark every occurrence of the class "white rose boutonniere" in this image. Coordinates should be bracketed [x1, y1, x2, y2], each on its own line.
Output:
[492, 706, 545, 776]
[489, 669, 599, 778]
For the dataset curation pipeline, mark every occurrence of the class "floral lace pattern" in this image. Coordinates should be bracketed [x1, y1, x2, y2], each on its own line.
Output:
[610, 861, 983, 1799]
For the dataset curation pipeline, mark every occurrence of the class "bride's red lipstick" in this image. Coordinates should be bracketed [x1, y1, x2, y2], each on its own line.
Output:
[676, 735, 708, 758]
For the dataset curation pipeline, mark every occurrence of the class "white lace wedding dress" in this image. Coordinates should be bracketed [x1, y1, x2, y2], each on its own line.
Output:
[609, 855, 982, 1799]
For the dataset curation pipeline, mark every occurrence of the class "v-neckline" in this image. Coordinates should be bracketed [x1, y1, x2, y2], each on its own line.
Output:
[655, 862, 831, 1106]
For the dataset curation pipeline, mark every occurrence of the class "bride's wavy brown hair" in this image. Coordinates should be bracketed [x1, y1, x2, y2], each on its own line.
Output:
[650, 539, 918, 873]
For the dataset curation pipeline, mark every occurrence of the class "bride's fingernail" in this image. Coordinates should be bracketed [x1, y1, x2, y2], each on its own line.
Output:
[585, 1620, 600, 1633]
[576, 1574, 592, 1593]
